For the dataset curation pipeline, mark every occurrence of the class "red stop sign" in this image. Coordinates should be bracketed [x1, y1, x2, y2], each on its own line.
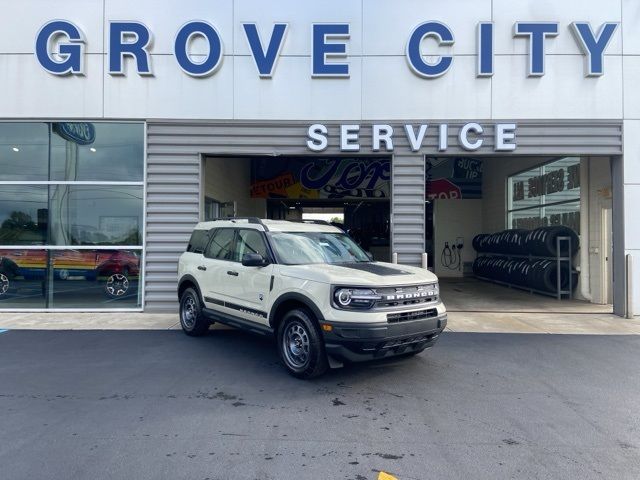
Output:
[426, 178, 462, 199]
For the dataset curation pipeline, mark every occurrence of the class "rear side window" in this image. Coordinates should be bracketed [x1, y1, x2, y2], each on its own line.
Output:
[186, 229, 209, 253]
[205, 228, 237, 261]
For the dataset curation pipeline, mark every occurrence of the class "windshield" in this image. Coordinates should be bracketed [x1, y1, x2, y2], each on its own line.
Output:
[270, 232, 370, 265]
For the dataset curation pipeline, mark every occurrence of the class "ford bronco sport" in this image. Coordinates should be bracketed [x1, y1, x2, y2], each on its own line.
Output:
[177, 218, 447, 378]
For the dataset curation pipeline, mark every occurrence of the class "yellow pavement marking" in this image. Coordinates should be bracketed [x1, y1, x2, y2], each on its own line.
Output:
[378, 472, 398, 480]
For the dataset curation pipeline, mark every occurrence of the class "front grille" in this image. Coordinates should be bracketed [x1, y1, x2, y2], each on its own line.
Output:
[387, 308, 438, 323]
[359, 333, 439, 353]
[374, 284, 438, 309]
[380, 333, 437, 349]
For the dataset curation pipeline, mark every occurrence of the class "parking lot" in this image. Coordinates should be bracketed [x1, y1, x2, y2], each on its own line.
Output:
[1, 329, 639, 480]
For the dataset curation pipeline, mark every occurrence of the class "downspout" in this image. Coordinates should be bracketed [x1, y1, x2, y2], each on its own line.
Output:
[580, 157, 592, 301]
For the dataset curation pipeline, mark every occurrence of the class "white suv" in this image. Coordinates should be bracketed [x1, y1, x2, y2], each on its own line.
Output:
[177, 218, 447, 378]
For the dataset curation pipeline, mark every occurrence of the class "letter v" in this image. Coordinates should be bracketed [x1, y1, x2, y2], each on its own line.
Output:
[242, 23, 288, 78]
[404, 124, 429, 152]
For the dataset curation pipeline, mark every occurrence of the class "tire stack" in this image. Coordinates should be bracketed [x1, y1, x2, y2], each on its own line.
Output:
[472, 226, 579, 295]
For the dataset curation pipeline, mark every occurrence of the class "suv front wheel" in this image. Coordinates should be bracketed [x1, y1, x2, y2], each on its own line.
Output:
[277, 308, 328, 379]
[179, 288, 210, 336]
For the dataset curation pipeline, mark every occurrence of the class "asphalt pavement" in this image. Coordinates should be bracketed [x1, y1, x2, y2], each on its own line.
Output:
[0, 329, 639, 480]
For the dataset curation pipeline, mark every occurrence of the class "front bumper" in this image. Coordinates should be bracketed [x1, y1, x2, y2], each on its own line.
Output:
[322, 313, 447, 363]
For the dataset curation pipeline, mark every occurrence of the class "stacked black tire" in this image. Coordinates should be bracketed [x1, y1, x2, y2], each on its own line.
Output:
[472, 226, 579, 295]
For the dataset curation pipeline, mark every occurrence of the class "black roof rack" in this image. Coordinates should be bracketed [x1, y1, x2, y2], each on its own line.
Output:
[288, 219, 331, 226]
[210, 217, 269, 232]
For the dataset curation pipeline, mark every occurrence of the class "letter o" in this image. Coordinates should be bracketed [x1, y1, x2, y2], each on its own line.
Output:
[174, 21, 223, 77]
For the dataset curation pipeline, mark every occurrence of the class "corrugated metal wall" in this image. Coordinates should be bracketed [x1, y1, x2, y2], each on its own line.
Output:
[145, 120, 623, 312]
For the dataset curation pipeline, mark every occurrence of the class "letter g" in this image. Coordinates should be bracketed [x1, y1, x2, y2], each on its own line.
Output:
[36, 20, 85, 75]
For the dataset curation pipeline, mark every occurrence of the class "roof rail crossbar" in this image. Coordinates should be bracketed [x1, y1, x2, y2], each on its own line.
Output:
[288, 219, 331, 226]
[210, 217, 269, 232]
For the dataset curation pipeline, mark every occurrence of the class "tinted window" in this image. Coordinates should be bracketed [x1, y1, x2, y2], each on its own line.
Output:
[237, 230, 268, 260]
[50, 249, 141, 308]
[0, 186, 48, 245]
[0, 123, 49, 181]
[48, 186, 143, 246]
[205, 229, 236, 261]
[187, 230, 209, 253]
[50, 123, 144, 181]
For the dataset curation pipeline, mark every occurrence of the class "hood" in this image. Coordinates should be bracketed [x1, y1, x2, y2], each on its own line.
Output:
[279, 261, 438, 286]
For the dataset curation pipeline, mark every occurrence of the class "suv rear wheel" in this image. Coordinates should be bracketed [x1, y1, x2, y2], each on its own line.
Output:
[0, 272, 10, 296]
[179, 287, 210, 336]
[105, 271, 130, 299]
[277, 308, 328, 379]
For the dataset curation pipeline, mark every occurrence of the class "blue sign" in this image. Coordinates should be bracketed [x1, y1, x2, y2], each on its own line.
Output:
[53, 122, 96, 145]
[34, 19, 620, 79]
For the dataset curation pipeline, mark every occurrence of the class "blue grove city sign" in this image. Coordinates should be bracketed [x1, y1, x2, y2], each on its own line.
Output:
[34, 19, 619, 78]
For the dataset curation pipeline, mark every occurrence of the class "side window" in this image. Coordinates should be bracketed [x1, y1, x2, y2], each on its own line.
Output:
[237, 230, 268, 261]
[204, 228, 237, 261]
[186, 229, 209, 254]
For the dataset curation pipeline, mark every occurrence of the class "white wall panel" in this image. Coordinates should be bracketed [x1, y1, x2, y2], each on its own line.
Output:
[623, 57, 640, 120]
[104, 55, 234, 119]
[624, 186, 640, 250]
[623, 121, 640, 184]
[630, 249, 640, 316]
[105, 0, 233, 55]
[0, 0, 630, 123]
[233, 0, 362, 56]
[362, 56, 491, 119]
[492, 55, 622, 119]
[622, 0, 640, 55]
[0, 54, 103, 117]
[234, 56, 361, 120]
[362, 0, 491, 56]
[0, 0, 104, 54]
[492, 0, 622, 55]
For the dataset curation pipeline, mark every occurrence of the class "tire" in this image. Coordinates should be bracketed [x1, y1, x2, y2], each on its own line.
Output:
[179, 287, 210, 336]
[277, 308, 328, 379]
[0, 271, 10, 297]
[105, 272, 130, 299]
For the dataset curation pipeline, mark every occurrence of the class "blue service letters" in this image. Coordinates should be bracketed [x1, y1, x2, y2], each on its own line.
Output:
[34, 19, 619, 78]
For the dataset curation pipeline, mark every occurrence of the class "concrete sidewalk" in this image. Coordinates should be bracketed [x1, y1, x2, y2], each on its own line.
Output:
[0, 311, 639, 334]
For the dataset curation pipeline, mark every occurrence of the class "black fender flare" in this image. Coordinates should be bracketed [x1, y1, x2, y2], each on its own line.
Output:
[268, 292, 325, 329]
[177, 274, 203, 303]
[0, 258, 19, 278]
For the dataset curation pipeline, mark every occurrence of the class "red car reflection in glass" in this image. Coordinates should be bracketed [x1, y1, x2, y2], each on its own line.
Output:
[0, 249, 140, 299]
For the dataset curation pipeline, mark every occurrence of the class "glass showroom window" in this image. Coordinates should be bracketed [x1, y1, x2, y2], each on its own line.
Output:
[507, 157, 581, 233]
[0, 122, 144, 310]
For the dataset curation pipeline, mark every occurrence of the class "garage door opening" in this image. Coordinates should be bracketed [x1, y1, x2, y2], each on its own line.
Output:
[203, 156, 391, 262]
[426, 155, 614, 314]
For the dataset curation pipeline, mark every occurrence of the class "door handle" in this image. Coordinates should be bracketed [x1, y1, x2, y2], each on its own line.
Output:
[197, 266, 207, 271]
[227, 270, 239, 277]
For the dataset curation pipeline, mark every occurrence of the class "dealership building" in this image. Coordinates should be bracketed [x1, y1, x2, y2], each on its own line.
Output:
[0, 0, 638, 317]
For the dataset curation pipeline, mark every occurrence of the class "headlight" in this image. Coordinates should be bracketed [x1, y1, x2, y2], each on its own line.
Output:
[333, 288, 382, 310]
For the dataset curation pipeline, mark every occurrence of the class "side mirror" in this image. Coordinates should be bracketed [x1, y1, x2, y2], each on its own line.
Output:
[242, 253, 268, 267]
